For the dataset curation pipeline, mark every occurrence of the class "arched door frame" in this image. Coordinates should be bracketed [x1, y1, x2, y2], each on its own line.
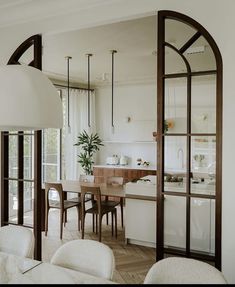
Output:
[156, 10, 222, 269]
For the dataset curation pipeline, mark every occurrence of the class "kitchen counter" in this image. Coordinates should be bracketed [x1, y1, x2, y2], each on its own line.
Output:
[93, 164, 156, 171]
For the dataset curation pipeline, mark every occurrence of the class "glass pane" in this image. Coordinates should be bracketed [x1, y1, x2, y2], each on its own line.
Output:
[165, 46, 187, 74]
[190, 198, 215, 255]
[42, 129, 60, 182]
[165, 19, 197, 50]
[9, 135, 18, 178]
[24, 135, 33, 180]
[165, 78, 187, 133]
[9, 180, 18, 223]
[164, 195, 186, 250]
[164, 136, 187, 192]
[191, 75, 216, 133]
[191, 136, 216, 195]
[184, 36, 216, 72]
[24, 182, 34, 226]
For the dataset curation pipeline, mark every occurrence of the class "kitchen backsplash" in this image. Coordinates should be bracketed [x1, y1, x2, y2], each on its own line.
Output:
[96, 142, 157, 167]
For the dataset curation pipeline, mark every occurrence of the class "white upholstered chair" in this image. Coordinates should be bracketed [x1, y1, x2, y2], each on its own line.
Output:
[0, 225, 34, 258]
[144, 257, 227, 284]
[50, 239, 115, 280]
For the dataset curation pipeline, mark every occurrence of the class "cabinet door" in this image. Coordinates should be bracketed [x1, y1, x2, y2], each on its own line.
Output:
[125, 198, 156, 246]
[93, 167, 104, 176]
[114, 168, 124, 177]
[103, 168, 115, 179]
[128, 170, 141, 181]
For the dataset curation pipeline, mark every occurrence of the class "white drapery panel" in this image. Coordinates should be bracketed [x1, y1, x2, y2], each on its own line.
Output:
[63, 88, 96, 180]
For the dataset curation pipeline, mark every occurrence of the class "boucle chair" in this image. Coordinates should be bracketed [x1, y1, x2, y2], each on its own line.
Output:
[0, 225, 34, 258]
[144, 257, 227, 284]
[50, 239, 115, 280]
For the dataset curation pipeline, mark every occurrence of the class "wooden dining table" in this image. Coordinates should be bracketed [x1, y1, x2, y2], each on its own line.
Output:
[59, 180, 125, 198]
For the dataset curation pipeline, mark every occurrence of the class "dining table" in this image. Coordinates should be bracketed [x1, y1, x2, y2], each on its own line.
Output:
[59, 179, 125, 198]
[0, 251, 116, 284]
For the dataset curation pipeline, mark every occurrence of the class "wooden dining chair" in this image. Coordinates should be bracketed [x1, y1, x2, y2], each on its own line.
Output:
[103, 176, 124, 228]
[45, 182, 80, 239]
[81, 185, 117, 242]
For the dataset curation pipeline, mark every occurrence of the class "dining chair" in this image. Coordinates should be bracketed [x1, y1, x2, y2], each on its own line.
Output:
[144, 257, 227, 284]
[68, 175, 95, 229]
[103, 176, 124, 228]
[68, 175, 95, 203]
[0, 225, 34, 258]
[50, 239, 115, 280]
[45, 182, 80, 239]
[80, 185, 117, 242]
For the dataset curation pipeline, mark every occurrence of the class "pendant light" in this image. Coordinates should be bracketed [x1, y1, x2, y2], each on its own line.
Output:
[65, 56, 72, 133]
[111, 50, 117, 133]
[86, 53, 93, 128]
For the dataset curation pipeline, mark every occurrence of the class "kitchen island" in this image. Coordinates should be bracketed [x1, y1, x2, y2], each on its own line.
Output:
[93, 164, 156, 183]
[125, 175, 215, 255]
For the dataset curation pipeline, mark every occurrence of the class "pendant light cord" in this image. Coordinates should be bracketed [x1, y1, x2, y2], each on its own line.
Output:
[86, 54, 92, 128]
[65, 56, 72, 130]
[111, 50, 117, 128]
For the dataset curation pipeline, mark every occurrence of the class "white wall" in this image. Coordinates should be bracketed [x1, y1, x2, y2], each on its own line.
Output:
[95, 83, 157, 167]
[0, 0, 234, 282]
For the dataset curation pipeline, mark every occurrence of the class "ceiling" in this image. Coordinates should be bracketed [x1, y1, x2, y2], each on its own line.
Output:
[9, 7, 215, 87]
[41, 15, 157, 86]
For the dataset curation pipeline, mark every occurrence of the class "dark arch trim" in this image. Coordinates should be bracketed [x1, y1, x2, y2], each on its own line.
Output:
[157, 10, 222, 270]
[1, 34, 43, 261]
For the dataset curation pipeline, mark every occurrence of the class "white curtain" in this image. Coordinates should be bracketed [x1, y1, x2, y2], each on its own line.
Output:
[63, 88, 96, 180]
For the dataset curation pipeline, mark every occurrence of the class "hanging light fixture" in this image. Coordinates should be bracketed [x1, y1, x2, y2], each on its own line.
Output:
[111, 50, 117, 133]
[86, 53, 93, 128]
[65, 56, 72, 133]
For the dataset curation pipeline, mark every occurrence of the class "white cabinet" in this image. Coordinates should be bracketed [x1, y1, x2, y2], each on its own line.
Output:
[125, 179, 156, 248]
[125, 198, 156, 248]
[125, 176, 215, 254]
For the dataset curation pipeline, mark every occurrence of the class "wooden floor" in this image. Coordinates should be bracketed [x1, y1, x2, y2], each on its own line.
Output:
[41, 206, 156, 284]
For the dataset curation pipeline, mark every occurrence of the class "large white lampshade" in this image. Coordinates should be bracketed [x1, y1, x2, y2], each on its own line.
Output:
[0, 65, 63, 131]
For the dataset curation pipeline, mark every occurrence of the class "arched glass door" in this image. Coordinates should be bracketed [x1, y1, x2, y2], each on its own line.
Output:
[156, 10, 222, 269]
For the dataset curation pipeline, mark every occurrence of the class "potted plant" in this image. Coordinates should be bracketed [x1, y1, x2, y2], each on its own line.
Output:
[74, 130, 104, 175]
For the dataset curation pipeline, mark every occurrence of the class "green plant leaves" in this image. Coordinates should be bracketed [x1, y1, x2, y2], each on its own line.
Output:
[74, 130, 104, 175]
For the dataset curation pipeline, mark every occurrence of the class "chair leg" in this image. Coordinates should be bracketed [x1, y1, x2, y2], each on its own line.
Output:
[76, 206, 80, 231]
[98, 214, 102, 242]
[115, 209, 117, 238]
[45, 207, 49, 236]
[105, 196, 109, 225]
[64, 210, 68, 224]
[81, 213, 85, 239]
[92, 214, 95, 232]
[95, 214, 98, 234]
[60, 210, 64, 240]
[120, 198, 124, 228]
[111, 211, 114, 236]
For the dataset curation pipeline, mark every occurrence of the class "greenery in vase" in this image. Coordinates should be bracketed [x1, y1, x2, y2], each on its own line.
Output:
[74, 130, 104, 175]
[164, 120, 169, 132]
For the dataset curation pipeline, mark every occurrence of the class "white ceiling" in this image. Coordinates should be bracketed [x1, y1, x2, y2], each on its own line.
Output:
[0, 0, 114, 28]
[41, 15, 157, 86]
[0, 1, 216, 87]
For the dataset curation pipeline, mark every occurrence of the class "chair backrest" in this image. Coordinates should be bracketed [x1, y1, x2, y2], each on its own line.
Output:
[45, 182, 64, 209]
[50, 239, 115, 280]
[80, 185, 101, 211]
[106, 176, 124, 185]
[79, 175, 95, 183]
[0, 225, 34, 258]
[144, 257, 227, 284]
